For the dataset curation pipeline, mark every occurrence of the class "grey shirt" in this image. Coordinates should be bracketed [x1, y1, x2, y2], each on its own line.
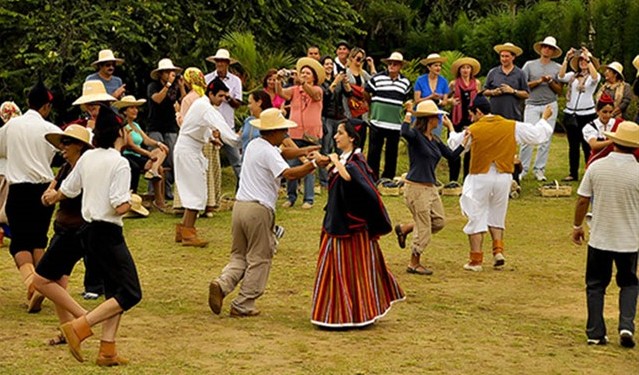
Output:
[85, 73, 123, 96]
[485, 65, 529, 121]
[522, 59, 561, 106]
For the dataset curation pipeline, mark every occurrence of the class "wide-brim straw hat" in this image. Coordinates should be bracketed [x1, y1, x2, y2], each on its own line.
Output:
[533, 36, 563, 59]
[249, 108, 297, 130]
[494, 42, 523, 57]
[633, 55, 639, 77]
[296, 57, 326, 85]
[126, 193, 150, 217]
[45, 124, 94, 150]
[72, 81, 116, 105]
[451, 57, 481, 77]
[420, 53, 447, 66]
[414, 100, 448, 117]
[205, 48, 238, 65]
[603, 61, 624, 80]
[113, 95, 147, 110]
[603, 121, 639, 148]
[150, 58, 183, 80]
[91, 49, 124, 67]
[381, 52, 407, 65]
[569, 52, 600, 72]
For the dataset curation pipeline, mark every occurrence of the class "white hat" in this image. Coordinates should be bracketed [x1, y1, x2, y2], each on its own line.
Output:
[150, 58, 183, 80]
[604, 61, 625, 80]
[633, 55, 639, 77]
[603, 121, 639, 148]
[296, 57, 326, 85]
[420, 53, 447, 66]
[413, 100, 448, 117]
[113, 95, 147, 110]
[205, 49, 237, 65]
[249, 108, 297, 130]
[381, 52, 407, 65]
[91, 49, 124, 67]
[125, 194, 150, 218]
[533, 36, 562, 59]
[72, 81, 116, 105]
[494, 42, 523, 57]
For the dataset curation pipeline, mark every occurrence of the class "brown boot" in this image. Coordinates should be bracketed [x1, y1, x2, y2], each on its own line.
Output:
[60, 316, 94, 362]
[27, 291, 45, 313]
[18, 263, 36, 300]
[463, 251, 483, 272]
[181, 227, 209, 247]
[96, 340, 129, 366]
[492, 240, 505, 268]
[175, 223, 183, 243]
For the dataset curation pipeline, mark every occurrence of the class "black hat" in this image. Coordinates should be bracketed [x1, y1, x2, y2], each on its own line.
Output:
[336, 40, 351, 49]
[28, 80, 54, 109]
[469, 94, 491, 114]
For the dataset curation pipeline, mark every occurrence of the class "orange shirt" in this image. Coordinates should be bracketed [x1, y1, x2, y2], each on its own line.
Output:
[288, 85, 323, 140]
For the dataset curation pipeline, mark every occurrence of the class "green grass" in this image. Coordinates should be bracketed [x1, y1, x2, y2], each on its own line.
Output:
[0, 134, 637, 374]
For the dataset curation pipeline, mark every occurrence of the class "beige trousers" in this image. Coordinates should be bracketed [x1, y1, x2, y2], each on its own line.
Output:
[404, 183, 445, 256]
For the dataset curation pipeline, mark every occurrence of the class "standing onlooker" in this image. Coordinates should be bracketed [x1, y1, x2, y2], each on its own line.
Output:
[572, 121, 639, 348]
[262, 69, 286, 111]
[345, 47, 376, 147]
[307, 45, 321, 61]
[484, 42, 529, 121]
[0, 101, 22, 244]
[520, 36, 563, 181]
[86, 49, 126, 99]
[365, 52, 411, 180]
[558, 47, 601, 181]
[204, 49, 243, 185]
[147, 58, 185, 200]
[333, 40, 350, 74]
[0, 80, 62, 313]
[448, 57, 482, 182]
[595, 62, 633, 120]
[633, 55, 639, 123]
[414, 53, 450, 137]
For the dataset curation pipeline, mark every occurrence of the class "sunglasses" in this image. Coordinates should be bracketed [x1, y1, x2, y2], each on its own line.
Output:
[103, 62, 115, 68]
[60, 137, 80, 146]
[354, 56, 362, 62]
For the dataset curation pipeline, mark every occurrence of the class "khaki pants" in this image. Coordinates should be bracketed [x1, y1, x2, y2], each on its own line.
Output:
[216, 201, 275, 313]
[404, 183, 445, 256]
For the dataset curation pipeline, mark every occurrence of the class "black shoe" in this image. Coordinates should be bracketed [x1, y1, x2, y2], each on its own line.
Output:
[587, 336, 608, 345]
[620, 330, 635, 348]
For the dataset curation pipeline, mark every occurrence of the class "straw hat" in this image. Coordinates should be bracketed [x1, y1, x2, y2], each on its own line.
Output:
[205, 49, 238, 65]
[125, 194, 150, 218]
[533, 36, 562, 59]
[150, 58, 183, 80]
[45, 124, 93, 150]
[603, 121, 639, 148]
[91, 49, 124, 67]
[420, 53, 447, 66]
[494, 42, 523, 57]
[451, 57, 481, 77]
[249, 108, 297, 130]
[113, 95, 147, 110]
[381, 52, 407, 65]
[413, 100, 448, 117]
[633, 55, 639, 77]
[569, 52, 600, 72]
[72, 81, 116, 105]
[604, 61, 624, 80]
[296, 57, 326, 85]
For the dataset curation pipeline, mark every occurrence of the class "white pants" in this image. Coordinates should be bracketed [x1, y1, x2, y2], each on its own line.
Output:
[460, 166, 511, 235]
[174, 138, 207, 211]
[520, 101, 558, 175]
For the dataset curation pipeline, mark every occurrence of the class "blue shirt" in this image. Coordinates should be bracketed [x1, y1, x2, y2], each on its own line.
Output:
[414, 74, 450, 136]
[241, 116, 261, 161]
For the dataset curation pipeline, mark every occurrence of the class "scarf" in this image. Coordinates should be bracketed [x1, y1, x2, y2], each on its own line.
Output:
[595, 81, 625, 109]
[184, 67, 206, 97]
[452, 77, 477, 125]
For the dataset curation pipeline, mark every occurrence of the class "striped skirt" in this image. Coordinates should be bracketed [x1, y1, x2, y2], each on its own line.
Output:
[311, 230, 405, 328]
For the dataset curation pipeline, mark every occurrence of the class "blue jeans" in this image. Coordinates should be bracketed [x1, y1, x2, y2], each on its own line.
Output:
[286, 158, 314, 205]
[319, 117, 341, 187]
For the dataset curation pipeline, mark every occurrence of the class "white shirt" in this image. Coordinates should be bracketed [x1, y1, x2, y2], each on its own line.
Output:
[177, 96, 240, 148]
[0, 110, 61, 184]
[558, 72, 600, 116]
[236, 137, 289, 211]
[582, 118, 614, 143]
[204, 70, 242, 129]
[60, 148, 131, 226]
[578, 152, 639, 252]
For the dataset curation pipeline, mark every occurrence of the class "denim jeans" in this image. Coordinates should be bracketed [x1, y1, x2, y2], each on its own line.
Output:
[286, 158, 314, 205]
[319, 117, 342, 187]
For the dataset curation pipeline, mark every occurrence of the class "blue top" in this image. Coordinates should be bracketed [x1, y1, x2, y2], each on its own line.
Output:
[414, 74, 449, 137]
[241, 116, 261, 160]
[85, 73, 123, 96]
[401, 122, 463, 184]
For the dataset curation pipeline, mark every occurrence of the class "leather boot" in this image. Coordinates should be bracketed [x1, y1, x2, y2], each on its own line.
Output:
[18, 263, 36, 300]
[492, 240, 505, 268]
[27, 291, 45, 313]
[96, 340, 129, 366]
[181, 227, 209, 248]
[175, 223, 183, 243]
[60, 316, 94, 362]
[463, 251, 483, 272]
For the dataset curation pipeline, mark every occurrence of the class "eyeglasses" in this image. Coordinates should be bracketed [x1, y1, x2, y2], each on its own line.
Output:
[103, 62, 115, 68]
[389, 62, 401, 66]
[60, 138, 79, 146]
[354, 56, 362, 62]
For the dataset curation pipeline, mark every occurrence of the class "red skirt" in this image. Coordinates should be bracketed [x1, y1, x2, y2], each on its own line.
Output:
[311, 230, 405, 328]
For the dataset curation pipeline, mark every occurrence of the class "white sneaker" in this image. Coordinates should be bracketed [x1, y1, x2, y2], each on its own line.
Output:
[463, 263, 483, 272]
[494, 253, 505, 268]
[281, 200, 293, 208]
[301, 202, 313, 210]
[534, 170, 547, 181]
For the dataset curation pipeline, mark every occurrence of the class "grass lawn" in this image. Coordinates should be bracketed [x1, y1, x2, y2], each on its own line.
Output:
[0, 133, 637, 374]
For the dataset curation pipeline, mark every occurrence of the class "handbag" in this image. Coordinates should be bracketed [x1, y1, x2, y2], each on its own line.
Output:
[347, 84, 369, 118]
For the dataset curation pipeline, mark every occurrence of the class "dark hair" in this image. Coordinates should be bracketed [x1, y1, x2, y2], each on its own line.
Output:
[28, 80, 54, 110]
[206, 77, 229, 95]
[615, 143, 638, 152]
[307, 45, 320, 52]
[93, 104, 124, 149]
[340, 120, 361, 147]
[469, 94, 491, 115]
[300, 65, 318, 85]
[320, 55, 333, 66]
[262, 68, 278, 89]
[250, 90, 272, 111]
[607, 68, 623, 82]
[413, 117, 433, 133]
[596, 93, 614, 111]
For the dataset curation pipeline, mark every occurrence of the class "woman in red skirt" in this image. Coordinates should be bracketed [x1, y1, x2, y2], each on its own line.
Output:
[310, 120, 405, 328]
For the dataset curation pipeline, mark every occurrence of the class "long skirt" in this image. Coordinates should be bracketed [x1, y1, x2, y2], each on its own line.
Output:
[311, 230, 405, 328]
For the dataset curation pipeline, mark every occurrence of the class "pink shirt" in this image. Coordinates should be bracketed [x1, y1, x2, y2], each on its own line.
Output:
[271, 94, 286, 109]
[288, 85, 323, 140]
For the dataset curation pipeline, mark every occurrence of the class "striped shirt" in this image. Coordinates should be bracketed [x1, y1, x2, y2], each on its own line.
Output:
[577, 152, 639, 253]
[366, 71, 411, 131]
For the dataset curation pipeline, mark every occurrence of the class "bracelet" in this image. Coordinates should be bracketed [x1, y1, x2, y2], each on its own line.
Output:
[165, 82, 172, 88]
[573, 225, 583, 230]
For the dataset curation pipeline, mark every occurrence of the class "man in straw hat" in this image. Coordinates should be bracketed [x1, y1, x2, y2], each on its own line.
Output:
[519, 36, 564, 181]
[174, 78, 240, 247]
[572, 121, 639, 348]
[43, 104, 142, 365]
[86, 49, 126, 99]
[205, 48, 243, 185]
[0, 79, 62, 313]
[148, 58, 185, 200]
[447, 95, 553, 272]
[208, 107, 326, 317]
[484, 42, 529, 122]
[365, 51, 412, 180]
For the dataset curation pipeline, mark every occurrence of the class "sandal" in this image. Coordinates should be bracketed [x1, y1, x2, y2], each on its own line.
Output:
[406, 264, 433, 275]
[562, 176, 575, 182]
[394, 224, 406, 249]
[47, 332, 66, 346]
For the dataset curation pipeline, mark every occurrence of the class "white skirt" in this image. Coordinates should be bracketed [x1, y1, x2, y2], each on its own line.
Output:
[174, 139, 207, 211]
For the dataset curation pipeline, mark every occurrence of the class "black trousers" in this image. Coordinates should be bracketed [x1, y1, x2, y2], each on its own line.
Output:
[367, 126, 400, 180]
[565, 113, 596, 179]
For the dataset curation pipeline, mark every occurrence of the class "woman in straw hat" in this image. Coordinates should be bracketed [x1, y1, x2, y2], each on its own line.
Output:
[448, 57, 482, 182]
[310, 120, 405, 328]
[114, 96, 170, 212]
[275, 57, 326, 209]
[595, 61, 632, 120]
[557, 46, 601, 181]
[32, 125, 93, 345]
[395, 101, 467, 275]
[414, 53, 450, 137]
